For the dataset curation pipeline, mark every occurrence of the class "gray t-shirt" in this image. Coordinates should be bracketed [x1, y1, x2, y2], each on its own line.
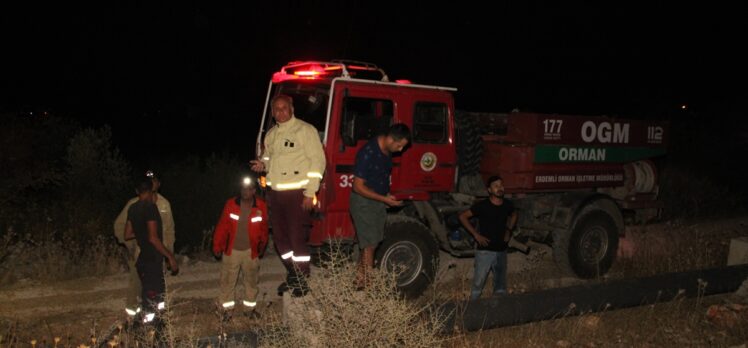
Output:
[233, 201, 252, 251]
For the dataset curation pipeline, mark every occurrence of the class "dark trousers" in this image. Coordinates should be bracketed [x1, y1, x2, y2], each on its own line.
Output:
[137, 258, 165, 314]
[267, 189, 312, 277]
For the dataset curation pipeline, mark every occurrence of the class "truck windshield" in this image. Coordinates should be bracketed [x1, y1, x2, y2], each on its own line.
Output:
[264, 82, 330, 142]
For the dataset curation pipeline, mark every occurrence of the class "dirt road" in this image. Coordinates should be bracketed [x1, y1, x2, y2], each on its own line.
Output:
[1, 216, 746, 344]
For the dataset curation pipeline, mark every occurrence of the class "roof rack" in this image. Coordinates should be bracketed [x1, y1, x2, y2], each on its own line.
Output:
[330, 59, 379, 69]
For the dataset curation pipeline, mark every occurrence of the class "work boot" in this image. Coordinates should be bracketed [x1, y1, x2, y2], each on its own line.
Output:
[277, 260, 296, 296]
[290, 282, 310, 297]
[278, 271, 298, 296]
[290, 273, 310, 297]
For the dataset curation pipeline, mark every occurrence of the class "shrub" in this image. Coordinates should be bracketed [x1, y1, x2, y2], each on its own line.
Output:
[261, 248, 447, 348]
[63, 126, 132, 231]
[0, 117, 131, 285]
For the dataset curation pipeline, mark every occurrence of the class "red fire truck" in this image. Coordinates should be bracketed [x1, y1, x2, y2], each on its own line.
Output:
[256, 60, 667, 297]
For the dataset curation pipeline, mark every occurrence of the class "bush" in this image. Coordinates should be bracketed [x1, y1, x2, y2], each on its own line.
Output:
[0, 115, 131, 285]
[261, 248, 447, 348]
[0, 113, 74, 231]
[0, 222, 126, 284]
[63, 126, 132, 231]
[0, 116, 248, 284]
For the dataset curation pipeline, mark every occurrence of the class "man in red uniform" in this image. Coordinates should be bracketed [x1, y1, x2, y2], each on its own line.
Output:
[213, 175, 269, 318]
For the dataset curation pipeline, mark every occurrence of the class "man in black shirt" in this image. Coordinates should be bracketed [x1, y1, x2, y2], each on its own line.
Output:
[125, 179, 179, 326]
[459, 175, 518, 300]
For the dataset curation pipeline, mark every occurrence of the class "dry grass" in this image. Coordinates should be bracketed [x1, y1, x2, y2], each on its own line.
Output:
[260, 247, 448, 348]
[2, 217, 747, 347]
[0, 226, 124, 287]
[614, 218, 747, 278]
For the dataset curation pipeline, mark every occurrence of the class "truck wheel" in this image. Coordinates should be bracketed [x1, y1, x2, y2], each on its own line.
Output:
[455, 112, 483, 175]
[375, 220, 438, 298]
[553, 210, 619, 278]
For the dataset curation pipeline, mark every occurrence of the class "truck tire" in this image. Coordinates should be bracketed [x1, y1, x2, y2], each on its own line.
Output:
[455, 112, 483, 175]
[375, 219, 438, 298]
[553, 209, 620, 278]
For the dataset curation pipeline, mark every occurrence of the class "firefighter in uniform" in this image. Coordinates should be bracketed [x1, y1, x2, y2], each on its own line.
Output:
[213, 175, 269, 318]
[250, 94, 326, 297]
[114, 170, 176, 318]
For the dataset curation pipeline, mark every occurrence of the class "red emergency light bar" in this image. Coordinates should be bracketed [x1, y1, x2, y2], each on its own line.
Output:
[272, 63, 343, 82]
[294, 70, 321, 76]
[271, 60, 389, 83]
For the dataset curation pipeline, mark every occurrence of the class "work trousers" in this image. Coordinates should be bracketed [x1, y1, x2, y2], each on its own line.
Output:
[136, 258, 165, 318]
[267, 189, 312, 277]
[125, 241, 141, 315]
[219, 248, 260, 309]
[125, 242, 174, 315]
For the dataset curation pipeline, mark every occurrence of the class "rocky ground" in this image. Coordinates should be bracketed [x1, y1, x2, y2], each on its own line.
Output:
[1, 216, 747, 347]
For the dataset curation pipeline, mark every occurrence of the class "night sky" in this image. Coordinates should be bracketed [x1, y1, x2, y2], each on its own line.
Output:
[2, 2, 745, 160]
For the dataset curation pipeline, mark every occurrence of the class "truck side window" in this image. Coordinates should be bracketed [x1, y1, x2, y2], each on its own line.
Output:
[341, 97, 394, 145]
[413, 102, 448, 144]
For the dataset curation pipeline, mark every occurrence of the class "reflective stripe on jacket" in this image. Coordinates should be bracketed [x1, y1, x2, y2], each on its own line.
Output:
[261, 116, 326, 197]
[213, 197, 269, 258]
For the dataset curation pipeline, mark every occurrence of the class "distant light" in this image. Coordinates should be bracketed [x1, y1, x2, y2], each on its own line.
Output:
[395, 79, 412, 84]
[681, 104, 687, 110]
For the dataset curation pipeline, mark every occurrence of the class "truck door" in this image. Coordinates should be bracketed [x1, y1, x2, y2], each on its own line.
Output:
[390, 94, 457, 195]
[320, 81, 397, 242]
